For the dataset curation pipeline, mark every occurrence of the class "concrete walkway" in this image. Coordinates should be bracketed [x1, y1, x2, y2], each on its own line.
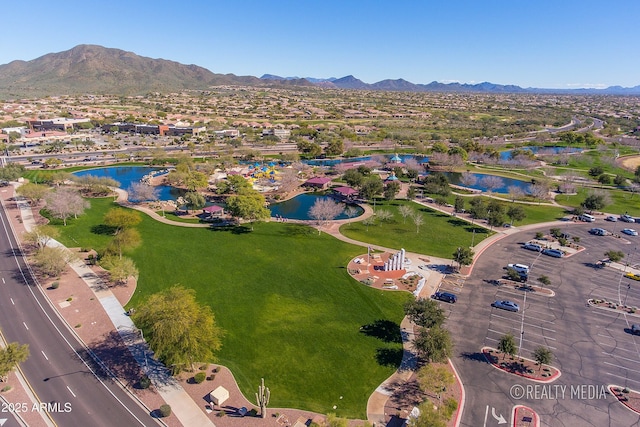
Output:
[15, 188, 215, 427]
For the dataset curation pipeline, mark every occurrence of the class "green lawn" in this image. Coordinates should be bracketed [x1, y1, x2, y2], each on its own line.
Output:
[340, 200, 493, 258]
[559, 187, 640, 216]
[54, 199, 409, 418]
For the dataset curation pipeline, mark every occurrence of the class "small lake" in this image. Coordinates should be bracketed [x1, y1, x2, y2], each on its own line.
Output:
[438, 172, 532, 194]
[269, 193, 364, 220]
[73, 166, 180, 201]
[500, 146, 583, 160]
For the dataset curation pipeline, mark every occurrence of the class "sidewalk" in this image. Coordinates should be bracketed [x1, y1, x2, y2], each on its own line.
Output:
[13, 185, 215, 427]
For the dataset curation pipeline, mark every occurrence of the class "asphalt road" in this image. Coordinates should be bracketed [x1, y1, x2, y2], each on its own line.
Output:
[445, 222, 640, 427]
[0, 198, 157, 427]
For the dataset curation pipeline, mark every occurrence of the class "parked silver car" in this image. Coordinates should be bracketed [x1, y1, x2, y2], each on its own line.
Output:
[491, 300, 520, 312]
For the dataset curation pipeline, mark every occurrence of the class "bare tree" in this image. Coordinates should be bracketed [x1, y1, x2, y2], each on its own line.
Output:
[398, 205, 414, 224]
[412, 213, 424, 234]
[23, 225, 60, 251]
[45, 187, 86, 226]
[277, 170, 301, 194]
[460, 172, 477, 188]
[480, 175, 504, 195]
[558, 173, 578, 195]
[529, 182, 551, 204]
[344, 206, 359, 227]
[308, 198, 344, 234]
[507, 185, 525, 202]
[376, 209, 394, 222]
[127, 182, 159, 203]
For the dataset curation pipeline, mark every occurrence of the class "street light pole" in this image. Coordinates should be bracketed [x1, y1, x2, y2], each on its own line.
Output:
[138, 328, 148, 371]
[518, 290, 527, 357]
[625, 283, 631, 306]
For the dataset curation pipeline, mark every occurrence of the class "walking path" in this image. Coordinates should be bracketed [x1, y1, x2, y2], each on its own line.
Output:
[9, 182, 599, 427]
[13, 184, 216, 427]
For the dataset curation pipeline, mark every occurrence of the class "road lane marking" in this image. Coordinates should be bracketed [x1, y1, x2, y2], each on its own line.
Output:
[10, 298, 14, 305]
[67, 386, 76, 398]
[23, 322, 28, 330]
[1, 277, 4, 284]
[41, 351, 48, 361]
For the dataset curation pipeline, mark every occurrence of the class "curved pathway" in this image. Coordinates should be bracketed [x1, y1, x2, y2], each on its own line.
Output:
[114, 187, 579, 425]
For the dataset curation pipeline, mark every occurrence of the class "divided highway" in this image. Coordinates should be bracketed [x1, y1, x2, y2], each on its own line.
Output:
[0, 198, 157, 427]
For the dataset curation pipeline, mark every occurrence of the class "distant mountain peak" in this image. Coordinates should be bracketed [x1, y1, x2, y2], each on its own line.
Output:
[1, 45, 638, 98]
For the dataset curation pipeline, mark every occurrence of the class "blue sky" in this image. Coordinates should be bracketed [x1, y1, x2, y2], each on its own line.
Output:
[2, 0, 638, 89]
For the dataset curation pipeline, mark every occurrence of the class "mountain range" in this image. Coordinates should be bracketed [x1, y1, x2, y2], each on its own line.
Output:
[0, 44, 638, 99]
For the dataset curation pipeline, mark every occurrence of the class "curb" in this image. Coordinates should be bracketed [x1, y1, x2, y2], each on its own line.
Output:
[448, 358, 465, 427]
[587, 299, 640, 318]
[608, 385, 640, 415]
[512, 405, 540, 427]
[481, 347, 561, 383]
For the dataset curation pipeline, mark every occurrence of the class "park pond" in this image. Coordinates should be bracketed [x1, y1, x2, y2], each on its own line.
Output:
[440, 171, 532, 194]
[74, 166, 364, 220]
[500, 145, 583, 160]
[73, 166, 180, 201]
[269, 193, 364, 220]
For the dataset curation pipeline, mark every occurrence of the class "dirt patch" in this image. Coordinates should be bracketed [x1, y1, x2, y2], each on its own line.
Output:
[619, 155, 640, 171]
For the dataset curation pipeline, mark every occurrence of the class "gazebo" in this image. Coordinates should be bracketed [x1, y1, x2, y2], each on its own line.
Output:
[333, 186, 359, 201]
[202, 205, 224, 219]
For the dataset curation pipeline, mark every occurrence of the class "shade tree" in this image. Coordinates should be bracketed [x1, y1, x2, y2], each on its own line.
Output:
[133, 286, 223, 374]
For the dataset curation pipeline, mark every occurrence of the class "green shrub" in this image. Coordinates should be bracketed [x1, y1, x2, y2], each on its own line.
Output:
[199, 364, 208, 371]
[159, 404, 171, 418]
[51, 282, 59, 289]
[1, 385, 12, 393]
[442, 397, 458, 419]
[248, 408, 258, 416]
[216, 411, 226, 417]
[194, 372, 206, 384]
[139, 375, 151, 389]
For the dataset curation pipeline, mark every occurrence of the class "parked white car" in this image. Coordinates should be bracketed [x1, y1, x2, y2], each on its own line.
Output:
[605, 215, 618, 222]
[622, 228, 638, 236]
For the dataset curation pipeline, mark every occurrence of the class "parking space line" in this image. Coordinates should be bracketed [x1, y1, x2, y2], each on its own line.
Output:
[591, 310, 626, 320]
[604, 361, 632, 370]
[486, 333, 557, 350]
[605, 372, 640, 386]
[603, 352, 640, 365]
[491, 313, 556, 332]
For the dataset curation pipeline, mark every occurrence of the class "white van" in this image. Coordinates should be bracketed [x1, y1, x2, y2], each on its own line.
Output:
[580, 214, 595, 222]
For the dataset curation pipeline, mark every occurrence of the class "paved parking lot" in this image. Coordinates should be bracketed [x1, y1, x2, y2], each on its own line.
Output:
[442, 222, 640, 426]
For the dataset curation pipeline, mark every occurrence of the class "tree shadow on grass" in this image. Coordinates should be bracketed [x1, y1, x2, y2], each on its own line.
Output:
[376, 347, 404, 367]
[279, 223, 316, 236]
[91, 224, 117, 235]
[207, 225, 252, 235]
[360, 319, 402, 343]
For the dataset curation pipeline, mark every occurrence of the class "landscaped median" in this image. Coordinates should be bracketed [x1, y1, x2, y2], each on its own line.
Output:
[587, 298, 640, 317]
[482, 347, 561, 382]
[609, 385, 640, 415]
[513, 405, 539, 427]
